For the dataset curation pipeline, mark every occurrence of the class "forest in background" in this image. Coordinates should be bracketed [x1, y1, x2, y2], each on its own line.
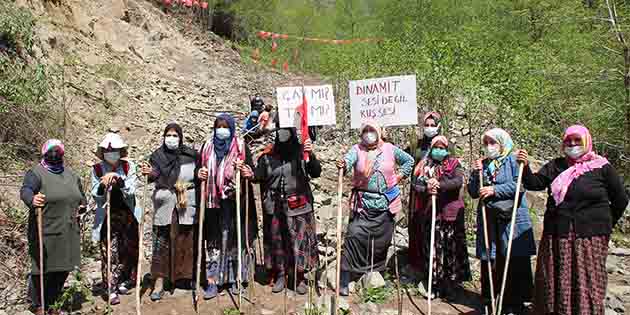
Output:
[220, 0, 630, 172]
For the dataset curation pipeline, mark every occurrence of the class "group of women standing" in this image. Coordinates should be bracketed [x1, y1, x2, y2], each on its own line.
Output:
[21, 110, 628, 315]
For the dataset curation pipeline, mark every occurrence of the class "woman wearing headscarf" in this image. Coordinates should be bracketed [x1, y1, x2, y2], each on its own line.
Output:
[195, 114, 257, 298]
[254, 116, 320, 295]
[91, 133, 141, 305]
[410, 136, 471, 300]
[467, 128, 536, 314]
[242, 110, 263, 141]
[140, 123, 198, 301]
[20, 139, 87, 315]
[408, 111, 442, 162]
[406, 111, 442, 282]
[335, 120, 414, 296]
[516, 125, 629, 315]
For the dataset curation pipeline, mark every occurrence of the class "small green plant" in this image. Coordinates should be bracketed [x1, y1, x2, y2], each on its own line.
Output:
[3, 207, 28, 225]
[359, 286, 391, 304]
[401, 282, 419, 296]
[304, 306, 326, 315]
[50, 269, 93, 313]
[95, 63, 128, 82]
[223, 307, 241, 315]
[338, 308, 352, 315]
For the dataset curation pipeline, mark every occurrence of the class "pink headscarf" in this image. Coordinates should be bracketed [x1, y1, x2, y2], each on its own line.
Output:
[430, 135, 448, 148]
[423, 111, 442, 124]
[40, 139, 65, 174]
[550, 125, 609, 205]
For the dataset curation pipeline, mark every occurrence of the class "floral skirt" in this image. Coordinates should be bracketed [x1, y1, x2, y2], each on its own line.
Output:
[535, 228, 609, 315]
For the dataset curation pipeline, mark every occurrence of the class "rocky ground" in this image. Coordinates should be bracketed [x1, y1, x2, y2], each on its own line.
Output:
[1, 0, 630, 314]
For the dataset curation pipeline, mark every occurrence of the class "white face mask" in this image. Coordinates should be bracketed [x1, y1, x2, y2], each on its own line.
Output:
[484, 144, 501, 159]
[215, 128, 231, 140]
[564, 146, 585, 160]
[424, 126, 439, 138]
[362, 132, 378, 145]
[104, 151, 121, 164]
[164, 136, 180, 150]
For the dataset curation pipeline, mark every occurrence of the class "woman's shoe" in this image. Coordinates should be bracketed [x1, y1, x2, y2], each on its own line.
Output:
[109, 293, 121, 305]
[296, 280, 308, 295]
[151, 277, 165, 301]
[118, 280, 133, 295]
[272, 273, 285, 293]
[203, 284, 217, 300]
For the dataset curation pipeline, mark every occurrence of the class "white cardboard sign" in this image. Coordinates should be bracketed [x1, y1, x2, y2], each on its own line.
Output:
[349, 75, 418, 128]
[276, 85, 336, 128]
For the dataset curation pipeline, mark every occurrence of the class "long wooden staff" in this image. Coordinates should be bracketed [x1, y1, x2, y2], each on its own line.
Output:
[245, 180, 254, 315]
[334, 168, 343, 315]
[236, 165, 243, 310]
[136, 175, 149, 315]
[36, 205, 45, 311]
[194, 180, 207, 313]
[479, 169, 496, 315]
[427, 195, 437, 315]
[107, 189, 112, 314]
[393, 222, 402, 315]
[495, 163, 525, 315]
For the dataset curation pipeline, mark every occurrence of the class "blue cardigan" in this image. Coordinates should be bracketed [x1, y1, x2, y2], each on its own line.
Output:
[468, 155, 536, 260]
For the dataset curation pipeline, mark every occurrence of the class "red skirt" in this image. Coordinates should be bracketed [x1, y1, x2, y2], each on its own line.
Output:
[535, 228, 609, 315]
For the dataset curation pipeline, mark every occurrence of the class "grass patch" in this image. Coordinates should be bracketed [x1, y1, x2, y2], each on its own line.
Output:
[358, 286, 392, 304]
[222, 307, 241, 315]
[95, 63, 128, 82]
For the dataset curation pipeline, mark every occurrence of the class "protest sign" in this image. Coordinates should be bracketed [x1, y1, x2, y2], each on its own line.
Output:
[276, 85, 336, 128]
[348, 75, 418, 128]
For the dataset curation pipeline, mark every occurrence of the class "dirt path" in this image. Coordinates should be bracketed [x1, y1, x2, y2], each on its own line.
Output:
[89, 275, 481, 315]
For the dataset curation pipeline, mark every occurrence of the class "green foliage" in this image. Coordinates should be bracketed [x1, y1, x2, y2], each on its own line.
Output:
[0, 57, 49, 113]
[50, 269, 93, 312]
[358, 286, 391, 304]
[95, 63, 128, 82]
[0, 1, 64, 167]
[304, 306, 326, 315]
[338, 309, 352, 315]
[0, 1, 36, 54]
[230, 0, 630, 172]
[223, 307, 241, 315]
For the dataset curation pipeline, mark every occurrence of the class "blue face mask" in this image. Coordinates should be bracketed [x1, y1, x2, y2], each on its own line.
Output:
[431, 148, 449, 161]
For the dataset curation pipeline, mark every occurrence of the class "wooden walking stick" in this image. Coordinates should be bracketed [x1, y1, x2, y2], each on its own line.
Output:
[194, 180, 207, 313]
[496, 162, 525, 315]
[393, 222, 402, 315]
[136, 175, 149, 315]
[427, 194, 437, 315]
[334, 168, 343, 315]
[245, 180, 254, 315]
[479, 169, 496, 315]
[36, 205, 45, 312]
[236, 166, 243, 310]
[106, 189, 112, 314]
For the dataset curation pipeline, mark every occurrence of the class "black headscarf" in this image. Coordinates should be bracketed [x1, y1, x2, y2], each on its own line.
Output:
[272, 115, 303, 176]
[150, 123, 197, 190]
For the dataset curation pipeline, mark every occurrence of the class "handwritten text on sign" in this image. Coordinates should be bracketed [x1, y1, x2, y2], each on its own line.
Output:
[349, 75, 418, 128]
[276, 85, 336, 128]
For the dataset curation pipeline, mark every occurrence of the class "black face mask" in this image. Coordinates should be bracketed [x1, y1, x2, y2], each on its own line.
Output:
[277, 129, 292, 142]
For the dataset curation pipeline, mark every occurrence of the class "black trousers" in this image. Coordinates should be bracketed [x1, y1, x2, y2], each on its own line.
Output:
[29, 271, 70, 310]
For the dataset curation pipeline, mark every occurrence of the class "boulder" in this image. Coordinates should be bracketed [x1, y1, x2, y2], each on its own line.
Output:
[360, 272, 386, 289]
